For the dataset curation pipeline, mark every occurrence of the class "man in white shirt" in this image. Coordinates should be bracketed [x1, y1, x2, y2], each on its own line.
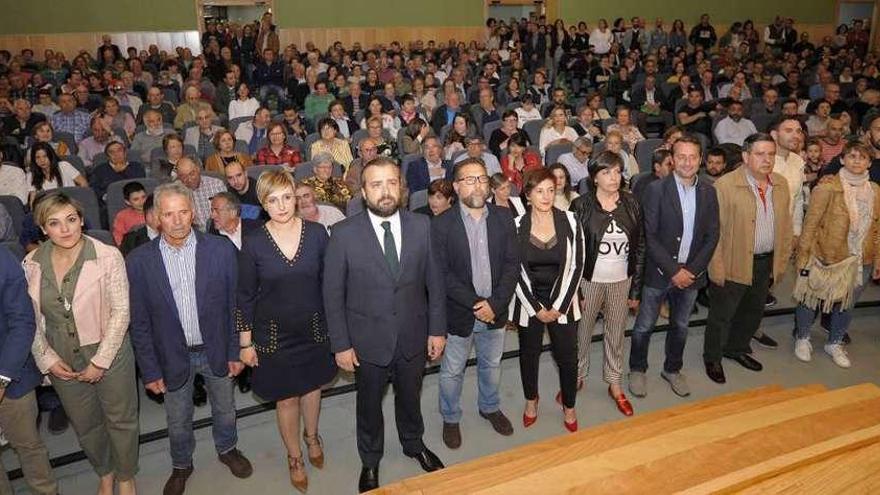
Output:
[714, 101, 758, 146]
[453, 137, 501, 176]
[558, 136, 593, 186]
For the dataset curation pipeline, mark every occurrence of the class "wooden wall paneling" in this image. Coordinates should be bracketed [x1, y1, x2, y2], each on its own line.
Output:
[0, 31, 201, 59]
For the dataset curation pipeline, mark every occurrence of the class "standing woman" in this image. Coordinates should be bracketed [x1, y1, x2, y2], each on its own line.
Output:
[792, 142, 880, 367]
[570, 151, 644, 417]
[510, 169, 585, 432]
[237, 170, 336, 492]
[24, 192, 139, 495]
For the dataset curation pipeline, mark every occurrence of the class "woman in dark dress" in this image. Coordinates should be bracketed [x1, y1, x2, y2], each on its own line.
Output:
[236, 170, 336, 493]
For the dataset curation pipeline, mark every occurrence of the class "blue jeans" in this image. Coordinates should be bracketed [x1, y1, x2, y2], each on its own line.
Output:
[795, 266, 872, 344]
[629, 284, 699, 374]
[438, 320, 505, 423]
[164, 350, 238, 469]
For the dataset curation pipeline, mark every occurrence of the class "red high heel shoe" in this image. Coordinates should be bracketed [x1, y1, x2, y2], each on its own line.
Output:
[608, 386, 634, 416]
[563, 414, 578, 433]
[522, 395, 539, 427]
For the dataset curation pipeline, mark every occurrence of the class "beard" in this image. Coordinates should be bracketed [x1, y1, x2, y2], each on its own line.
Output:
[460, 190, 487, 209]
[365, 193, 400, 217]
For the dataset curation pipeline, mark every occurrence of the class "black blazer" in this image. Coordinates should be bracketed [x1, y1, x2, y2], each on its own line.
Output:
[641, 175, 719, 290]
[630, 86, 668, 111]
[322, 211, 447, 366]
[570, 190, 645, 300]
[127, 231, 238, 391]
[431, 204, 520, 337]
[342, 94, 368, 119]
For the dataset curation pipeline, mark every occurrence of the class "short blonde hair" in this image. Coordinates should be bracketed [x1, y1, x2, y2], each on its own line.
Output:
[33, 191, 84, 227]
[256, 169, 296, 206]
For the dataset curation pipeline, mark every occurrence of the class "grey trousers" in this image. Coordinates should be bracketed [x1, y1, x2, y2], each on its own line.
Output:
[0, 390, 58, 495]
[49, 340, 140, 481]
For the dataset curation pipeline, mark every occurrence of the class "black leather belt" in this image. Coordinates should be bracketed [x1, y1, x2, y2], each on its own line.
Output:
[188, 344, 205, 353]
[753, 252, 774, 260]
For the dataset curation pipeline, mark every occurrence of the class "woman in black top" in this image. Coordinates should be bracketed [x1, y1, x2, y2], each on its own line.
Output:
[489, 110, 521, 157]
[510, 169, 586, 433]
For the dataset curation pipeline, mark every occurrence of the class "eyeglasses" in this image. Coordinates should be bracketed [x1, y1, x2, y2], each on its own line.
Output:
[457, 175, 490, 185]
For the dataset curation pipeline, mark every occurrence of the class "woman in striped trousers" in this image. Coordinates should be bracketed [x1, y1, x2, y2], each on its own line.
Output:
[569, 151, 645, 417]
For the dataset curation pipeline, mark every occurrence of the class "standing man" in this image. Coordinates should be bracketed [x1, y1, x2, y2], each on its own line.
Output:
[127, 183, 253, 495]
[323, 157, 447, 493]
[0, 248, 58, 495]
[433, 158, 520, 449]
[628, 135, 719, 398]
[703, 133, 793, 384]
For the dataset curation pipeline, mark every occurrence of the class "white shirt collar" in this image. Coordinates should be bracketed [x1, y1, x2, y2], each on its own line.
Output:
[367, 209, 402, 259]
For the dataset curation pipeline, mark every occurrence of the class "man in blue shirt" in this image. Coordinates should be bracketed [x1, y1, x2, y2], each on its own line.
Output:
[628, 134, 719, 398]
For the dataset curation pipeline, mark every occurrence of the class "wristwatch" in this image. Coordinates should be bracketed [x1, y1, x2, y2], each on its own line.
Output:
[0, 377, 10, 389]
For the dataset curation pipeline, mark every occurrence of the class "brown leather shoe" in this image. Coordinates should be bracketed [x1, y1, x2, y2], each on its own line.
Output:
[218, 448, 253, 478]
[163, 467, 193, 495]
[479, 410, 514, 436]
[303, 432, 325, 469]
[442, 422, 461, 449]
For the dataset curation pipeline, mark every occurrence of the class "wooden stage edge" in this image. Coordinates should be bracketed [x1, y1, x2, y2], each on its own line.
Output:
[373, 383, 880, 495]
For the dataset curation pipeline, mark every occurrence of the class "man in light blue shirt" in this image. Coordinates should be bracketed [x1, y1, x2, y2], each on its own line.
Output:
[628, 135, 719, 399]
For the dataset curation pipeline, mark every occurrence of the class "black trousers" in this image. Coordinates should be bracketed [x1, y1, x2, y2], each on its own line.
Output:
[354, 347, 427, 468]
[517, 318, 579, 408]
[703, 254, 773, 364]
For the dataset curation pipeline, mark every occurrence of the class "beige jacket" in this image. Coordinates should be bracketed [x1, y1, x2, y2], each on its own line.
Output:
[796, 174, 880, 270]
[23, 236, 130, 373]
[709, 166, 793, 287]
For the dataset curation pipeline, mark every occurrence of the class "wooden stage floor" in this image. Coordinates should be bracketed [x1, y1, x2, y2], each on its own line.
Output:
[373, 383, 880, 494]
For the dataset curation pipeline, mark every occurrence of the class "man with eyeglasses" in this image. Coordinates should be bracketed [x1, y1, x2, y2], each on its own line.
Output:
[453, 136, 501, 176]
[432, 158, 520, 449]
[557, 136, 593, 187]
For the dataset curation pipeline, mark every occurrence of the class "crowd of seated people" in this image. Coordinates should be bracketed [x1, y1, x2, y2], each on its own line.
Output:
[1, 10, 880, 495]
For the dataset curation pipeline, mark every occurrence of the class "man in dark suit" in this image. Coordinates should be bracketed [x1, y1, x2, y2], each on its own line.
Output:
[405, 136, 453, 193]
[433, 159, 520, 449]
[2, 98, 45, 146]
[127, 183, 253, 495]
[343, 82, 369, 119]
[631, 75, 674, 132]
[207, 192, 262, 251]
[628, 134, 719, 399]
[323, 157, 447, 493]
[430, 91, 464, 135]
[0, 247, 58, 495]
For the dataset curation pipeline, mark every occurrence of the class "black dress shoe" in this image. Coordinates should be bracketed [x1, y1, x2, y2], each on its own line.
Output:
[237, 368, 252, 394]
[408, 448, 444, 472]
[705, 362, 726, 384]
[48, 406, 69, 435]
[752, 333, 778, 349]
[358, 466, 379, 493]
[725, 353, 763, 371]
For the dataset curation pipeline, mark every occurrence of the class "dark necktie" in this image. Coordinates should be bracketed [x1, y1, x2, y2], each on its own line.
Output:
[381, 221, 399, 277]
